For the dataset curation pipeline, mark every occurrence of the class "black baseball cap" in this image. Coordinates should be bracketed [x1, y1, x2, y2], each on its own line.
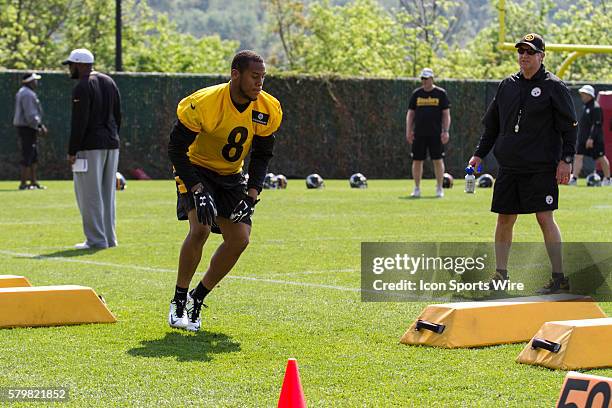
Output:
[515, 33, 545, 52]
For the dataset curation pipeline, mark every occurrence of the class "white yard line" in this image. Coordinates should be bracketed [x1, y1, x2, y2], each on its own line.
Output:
[274, 268, 358, 277]
[0, 250, 360, 293]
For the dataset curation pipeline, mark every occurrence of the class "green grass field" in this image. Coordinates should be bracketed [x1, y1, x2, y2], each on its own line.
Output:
[0, 179, 610, 407]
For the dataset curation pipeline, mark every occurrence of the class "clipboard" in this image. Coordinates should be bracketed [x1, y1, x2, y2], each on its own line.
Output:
[72, 158, 88, 173]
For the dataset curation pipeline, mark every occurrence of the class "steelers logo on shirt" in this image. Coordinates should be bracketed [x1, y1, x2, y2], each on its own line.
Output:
[531, 87, 541, 97]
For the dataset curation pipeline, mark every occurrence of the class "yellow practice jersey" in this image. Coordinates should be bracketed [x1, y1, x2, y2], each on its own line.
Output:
[176, 82, 282, 175]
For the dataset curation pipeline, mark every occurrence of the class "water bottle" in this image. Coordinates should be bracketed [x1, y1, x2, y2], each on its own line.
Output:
[465, 166, 475, 193]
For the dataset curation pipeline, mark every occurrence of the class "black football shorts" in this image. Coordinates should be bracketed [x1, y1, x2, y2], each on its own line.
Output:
[176, 166, 250, 232]
[576, 138, 606, 159]
[17, 126, 38, 166]
[491, 170, 558, 214]
[411, 134, 445, 160]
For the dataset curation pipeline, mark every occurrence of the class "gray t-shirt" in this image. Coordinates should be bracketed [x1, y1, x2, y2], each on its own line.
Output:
[13, 86, 43, 129]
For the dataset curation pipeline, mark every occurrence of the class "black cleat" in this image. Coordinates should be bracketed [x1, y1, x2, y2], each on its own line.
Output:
[537, 276, 570, 295]
[488, 270, 509, 285]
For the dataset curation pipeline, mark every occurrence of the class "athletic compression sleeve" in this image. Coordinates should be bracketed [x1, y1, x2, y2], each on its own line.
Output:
[168, 120, 200, 191]
[247, 135, 275, 193]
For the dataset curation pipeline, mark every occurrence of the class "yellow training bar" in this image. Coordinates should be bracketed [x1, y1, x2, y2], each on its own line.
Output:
[0, 275, 32, 288]
[517, 318, 612, 370]
[0, 285, 117, 328]
[400, 294, 606, 348]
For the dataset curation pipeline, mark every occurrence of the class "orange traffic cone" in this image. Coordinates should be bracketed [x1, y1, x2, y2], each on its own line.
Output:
[278, 358, 306, 408]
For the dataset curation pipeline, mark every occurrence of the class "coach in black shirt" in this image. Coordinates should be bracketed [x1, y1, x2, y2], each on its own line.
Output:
[570, 84, 611, 185]
[63, 48, 121, 250]
[469, 33, 578, 294]
[406, 68, 451, 198]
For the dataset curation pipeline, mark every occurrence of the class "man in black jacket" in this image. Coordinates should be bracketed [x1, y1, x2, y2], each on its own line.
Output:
[570, 84, 610, 186]
[468, 33, 578, 294]
[63, 48, 121, 250]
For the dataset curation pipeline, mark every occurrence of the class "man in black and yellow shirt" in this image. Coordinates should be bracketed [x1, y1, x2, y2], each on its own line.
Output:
[167, 50, 282, 331]
[406, 67, 451, 198]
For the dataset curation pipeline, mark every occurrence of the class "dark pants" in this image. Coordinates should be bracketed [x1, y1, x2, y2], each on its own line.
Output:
[16, 126, 38, 166]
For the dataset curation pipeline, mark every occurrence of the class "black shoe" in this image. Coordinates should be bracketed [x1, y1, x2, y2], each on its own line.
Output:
[488, 270, 509, 284]
[18, 183, 29, 190]
[487, 270, 510, 294]
[536, 276, 570, 295]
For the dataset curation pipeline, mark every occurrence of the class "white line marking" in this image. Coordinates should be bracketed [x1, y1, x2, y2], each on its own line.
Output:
[274, 268, 357, 277]
[0, 250, 360, 293]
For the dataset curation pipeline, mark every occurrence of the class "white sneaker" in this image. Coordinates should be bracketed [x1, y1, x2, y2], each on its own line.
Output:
[602, 178, 611, 187]
[410, 187, 421, 198]
[168, 299, 188, 329]
[74, 242, 90, 249]
[185, 291, 204, 332]
[568, 177, 577, 186]
[436, 186, 444, 198]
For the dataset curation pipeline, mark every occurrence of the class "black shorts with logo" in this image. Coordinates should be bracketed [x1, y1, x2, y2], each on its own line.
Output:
[411, 134, 444, 160]
[176, 166, 250, 232]
[576, 138, 606, 159]
[16, 126, 38, 166]
[491, 170, 558, 214]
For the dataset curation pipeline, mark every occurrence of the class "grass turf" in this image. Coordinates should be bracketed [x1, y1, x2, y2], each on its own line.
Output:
[0, 179, 610, 407]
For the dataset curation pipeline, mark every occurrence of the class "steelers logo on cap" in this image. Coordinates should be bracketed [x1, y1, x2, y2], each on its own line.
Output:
[524, 34, 535, 41]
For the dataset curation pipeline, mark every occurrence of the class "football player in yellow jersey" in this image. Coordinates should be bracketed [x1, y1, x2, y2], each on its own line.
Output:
[167, 50, 282, 331]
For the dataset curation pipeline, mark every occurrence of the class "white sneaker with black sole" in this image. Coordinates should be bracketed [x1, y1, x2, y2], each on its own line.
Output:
[168, 298, 188, 329]
[410, 187, 421, 198]
[186, 291, 205, 332]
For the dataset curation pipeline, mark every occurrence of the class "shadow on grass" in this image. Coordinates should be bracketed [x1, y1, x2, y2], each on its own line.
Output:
[398, 195, 441, 200]
[34, 248, 105, 258]
[127, 330, 241, 362]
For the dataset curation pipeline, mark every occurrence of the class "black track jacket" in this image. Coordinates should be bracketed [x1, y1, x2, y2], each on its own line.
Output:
[474, 65, 577, 173]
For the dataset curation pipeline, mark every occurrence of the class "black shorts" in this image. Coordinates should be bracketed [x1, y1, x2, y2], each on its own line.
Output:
[576, 138, 606, 159]
[491, 170, 558, 214]
[176, 166, 250, 232]
[411, 134, 444, 160]
[16, 126, 38, 166]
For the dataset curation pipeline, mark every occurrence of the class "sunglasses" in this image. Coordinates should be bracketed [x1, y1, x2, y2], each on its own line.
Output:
[517, 48, 539, 55]
[420, 77, 431, 80]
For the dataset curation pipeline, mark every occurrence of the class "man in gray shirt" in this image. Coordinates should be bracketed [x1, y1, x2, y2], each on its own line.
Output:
[13, 73, 48, 190]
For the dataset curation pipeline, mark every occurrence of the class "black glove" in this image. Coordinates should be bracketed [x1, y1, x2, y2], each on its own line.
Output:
[193, 190, 217, 225]
[229, 196, 259, 223]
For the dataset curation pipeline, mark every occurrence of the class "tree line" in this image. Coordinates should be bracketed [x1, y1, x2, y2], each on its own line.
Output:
[0, 0, 609, 80]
